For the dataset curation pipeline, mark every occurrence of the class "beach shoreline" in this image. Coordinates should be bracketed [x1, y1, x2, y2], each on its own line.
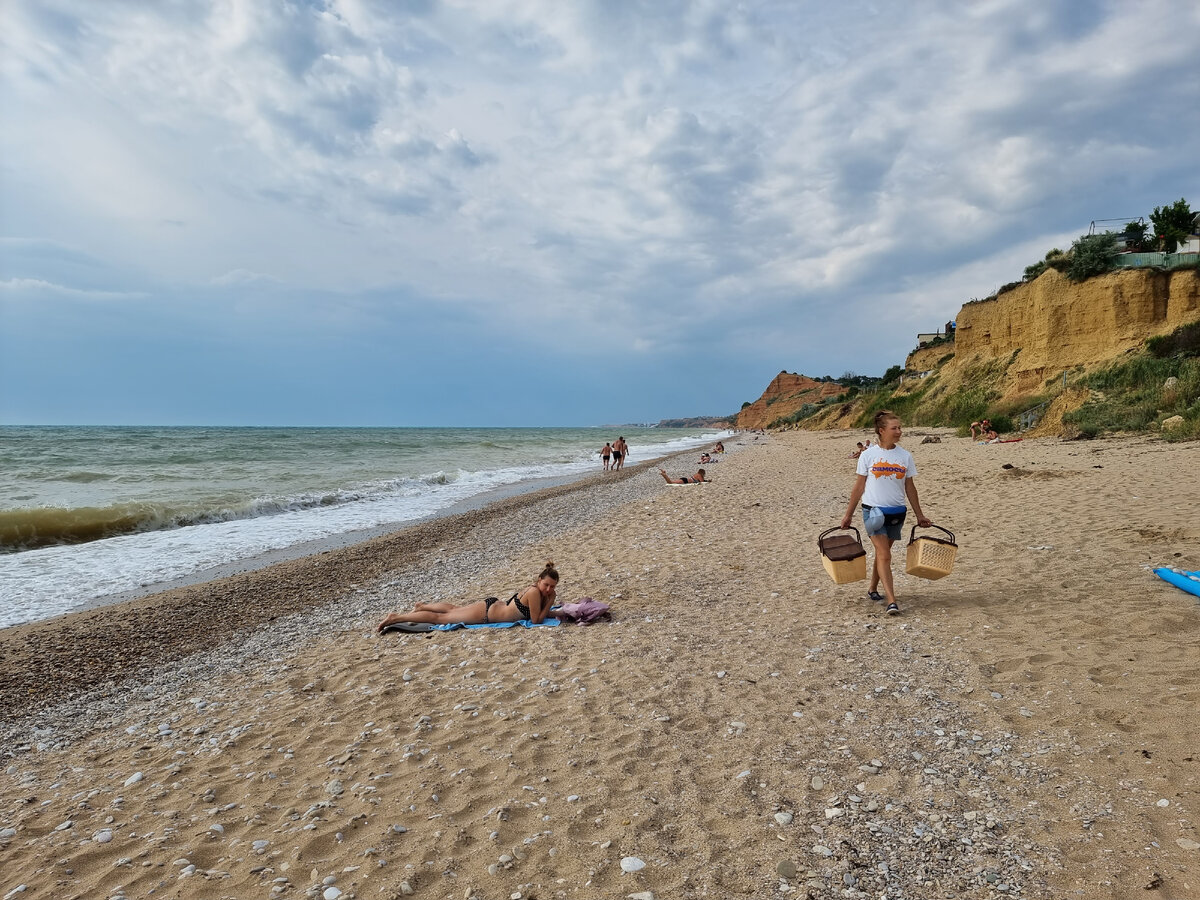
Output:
[0, 451, 695, 729]
[2, 429, 1198, 899]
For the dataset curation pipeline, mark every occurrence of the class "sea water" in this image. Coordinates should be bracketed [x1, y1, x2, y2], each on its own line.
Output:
[0, 425, 726, 628]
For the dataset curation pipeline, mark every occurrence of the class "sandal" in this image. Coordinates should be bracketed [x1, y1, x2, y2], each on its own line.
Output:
[886, 603, 900, 616]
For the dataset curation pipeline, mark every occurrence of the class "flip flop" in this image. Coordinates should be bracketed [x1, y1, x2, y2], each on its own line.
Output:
[380, 622, 436, 635]
[867, 590, 884, 603]
[886, 603, 900, 616]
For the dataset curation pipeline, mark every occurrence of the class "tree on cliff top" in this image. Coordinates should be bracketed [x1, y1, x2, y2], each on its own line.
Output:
[1067, 232, 1119, 282]
[1149, 197, 1195, 253]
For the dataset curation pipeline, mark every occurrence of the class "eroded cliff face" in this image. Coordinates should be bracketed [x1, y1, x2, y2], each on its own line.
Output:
[735, 372, 843, 430]
[952, 268, 1200, 394]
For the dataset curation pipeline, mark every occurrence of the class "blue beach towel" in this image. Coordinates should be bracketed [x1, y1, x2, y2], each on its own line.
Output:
[438, 617, 561, 630]
[381, 617, 561, 635]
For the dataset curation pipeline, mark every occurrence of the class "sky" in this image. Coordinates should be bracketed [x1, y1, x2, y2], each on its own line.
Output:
[2, 0, 1198, 427]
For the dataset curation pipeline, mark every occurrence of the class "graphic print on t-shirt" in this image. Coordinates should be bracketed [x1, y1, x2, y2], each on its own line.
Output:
[869, 459, 908, 480]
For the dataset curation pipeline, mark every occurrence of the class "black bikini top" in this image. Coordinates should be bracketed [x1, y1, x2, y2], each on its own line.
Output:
[509, 591, 532, 620]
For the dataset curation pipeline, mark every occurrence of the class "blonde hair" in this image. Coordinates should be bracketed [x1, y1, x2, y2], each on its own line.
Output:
[873, 410, 900, 436]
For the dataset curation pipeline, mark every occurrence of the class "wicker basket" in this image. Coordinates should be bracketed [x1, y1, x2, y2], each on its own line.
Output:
[905, 524, 958, 580]
[818, 527, 868, 584]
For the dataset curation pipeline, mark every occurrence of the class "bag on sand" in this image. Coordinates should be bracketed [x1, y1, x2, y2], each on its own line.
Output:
[818, 527, 867, 584]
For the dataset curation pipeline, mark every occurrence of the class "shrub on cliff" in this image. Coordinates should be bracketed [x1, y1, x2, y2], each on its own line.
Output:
[1147, 321, 1200, 358]
[1024, 247, 1069, 282]
[1063, 352, 1200, 438]
[1066, 232, 1119, 282]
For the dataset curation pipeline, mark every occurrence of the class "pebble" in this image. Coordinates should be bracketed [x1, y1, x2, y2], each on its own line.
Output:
[776, 859, 797, 879]
[1176, 838, 1200, 851]
[0, 829, 15, 840]
[627, 893, 655, 900]
[123, 773, 143, 787]
[400, 881, 414, 895]
[326, 780, 344, 796]
[810, 775, 824, 790]
[620, 857, 646, 873]
[93, 830, 113, 844]
[3, 887, 27, 900]
[773, 812, 793, 825]
[323, 888, 342, 900]
[1156, 799, 1169, 807]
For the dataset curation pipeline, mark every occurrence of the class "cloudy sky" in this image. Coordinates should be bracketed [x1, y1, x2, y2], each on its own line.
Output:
[2, 0, 1197, 426]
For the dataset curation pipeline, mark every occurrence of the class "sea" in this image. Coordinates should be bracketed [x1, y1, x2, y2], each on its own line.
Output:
[0, 425, 728, 629]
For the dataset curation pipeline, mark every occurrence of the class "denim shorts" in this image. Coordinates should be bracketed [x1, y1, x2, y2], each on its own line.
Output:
[863, 504, 906, 541]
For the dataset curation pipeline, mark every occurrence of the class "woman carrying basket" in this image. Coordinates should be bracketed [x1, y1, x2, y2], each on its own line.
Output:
[840, 411, 931, 615]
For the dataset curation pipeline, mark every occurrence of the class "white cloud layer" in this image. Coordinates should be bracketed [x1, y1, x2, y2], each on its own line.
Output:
[1, 0, 1198, 424]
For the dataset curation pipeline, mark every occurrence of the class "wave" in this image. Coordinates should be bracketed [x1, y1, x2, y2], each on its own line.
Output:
[0, 504, 179, 551]
[57, 470, 118, 484]
[0, 473, 471, 552]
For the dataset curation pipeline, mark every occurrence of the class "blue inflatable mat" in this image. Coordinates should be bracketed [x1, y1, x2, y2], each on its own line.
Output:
[1153, 568, 1200, 599]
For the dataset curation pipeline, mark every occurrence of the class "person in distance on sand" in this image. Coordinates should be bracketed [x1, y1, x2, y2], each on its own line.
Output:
[658, 467, 709, 484]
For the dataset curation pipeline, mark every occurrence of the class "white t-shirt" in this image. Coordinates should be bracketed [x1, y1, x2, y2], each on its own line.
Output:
[856, 443, 917, 509]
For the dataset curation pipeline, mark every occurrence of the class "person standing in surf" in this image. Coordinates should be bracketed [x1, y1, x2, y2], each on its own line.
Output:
[613, 436, 628, 470]
[840, 410, 931, 615]
[600, 442, 613, 471]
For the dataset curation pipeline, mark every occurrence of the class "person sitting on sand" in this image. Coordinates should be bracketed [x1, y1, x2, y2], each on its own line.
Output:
[851, 441, 866, 459]
[659, 467, 709, 484]
[970, 419, 994, 441]
[699, 452, 713, 463]
[376, 562, 559, 631]
[714, 441, 725, 453]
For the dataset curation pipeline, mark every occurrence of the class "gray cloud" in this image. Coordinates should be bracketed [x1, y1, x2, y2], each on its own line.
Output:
[3, 0, 1198, 424]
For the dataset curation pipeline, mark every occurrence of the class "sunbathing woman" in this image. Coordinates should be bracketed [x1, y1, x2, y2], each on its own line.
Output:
[376, 562, 558, 632]
[659, 467, 708, 484]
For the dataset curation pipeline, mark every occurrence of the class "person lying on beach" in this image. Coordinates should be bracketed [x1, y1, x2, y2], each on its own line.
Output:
[699, 452, 713, 463]
[659, 467, 709, 484]
[376, 562, 558, 632]
[841, 411, 931, 616]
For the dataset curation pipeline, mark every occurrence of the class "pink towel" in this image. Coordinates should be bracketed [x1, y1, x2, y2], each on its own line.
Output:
[555, 598, 612, 625]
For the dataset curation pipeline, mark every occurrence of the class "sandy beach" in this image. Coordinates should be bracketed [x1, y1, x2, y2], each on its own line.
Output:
[2, 430, 1198, 900]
